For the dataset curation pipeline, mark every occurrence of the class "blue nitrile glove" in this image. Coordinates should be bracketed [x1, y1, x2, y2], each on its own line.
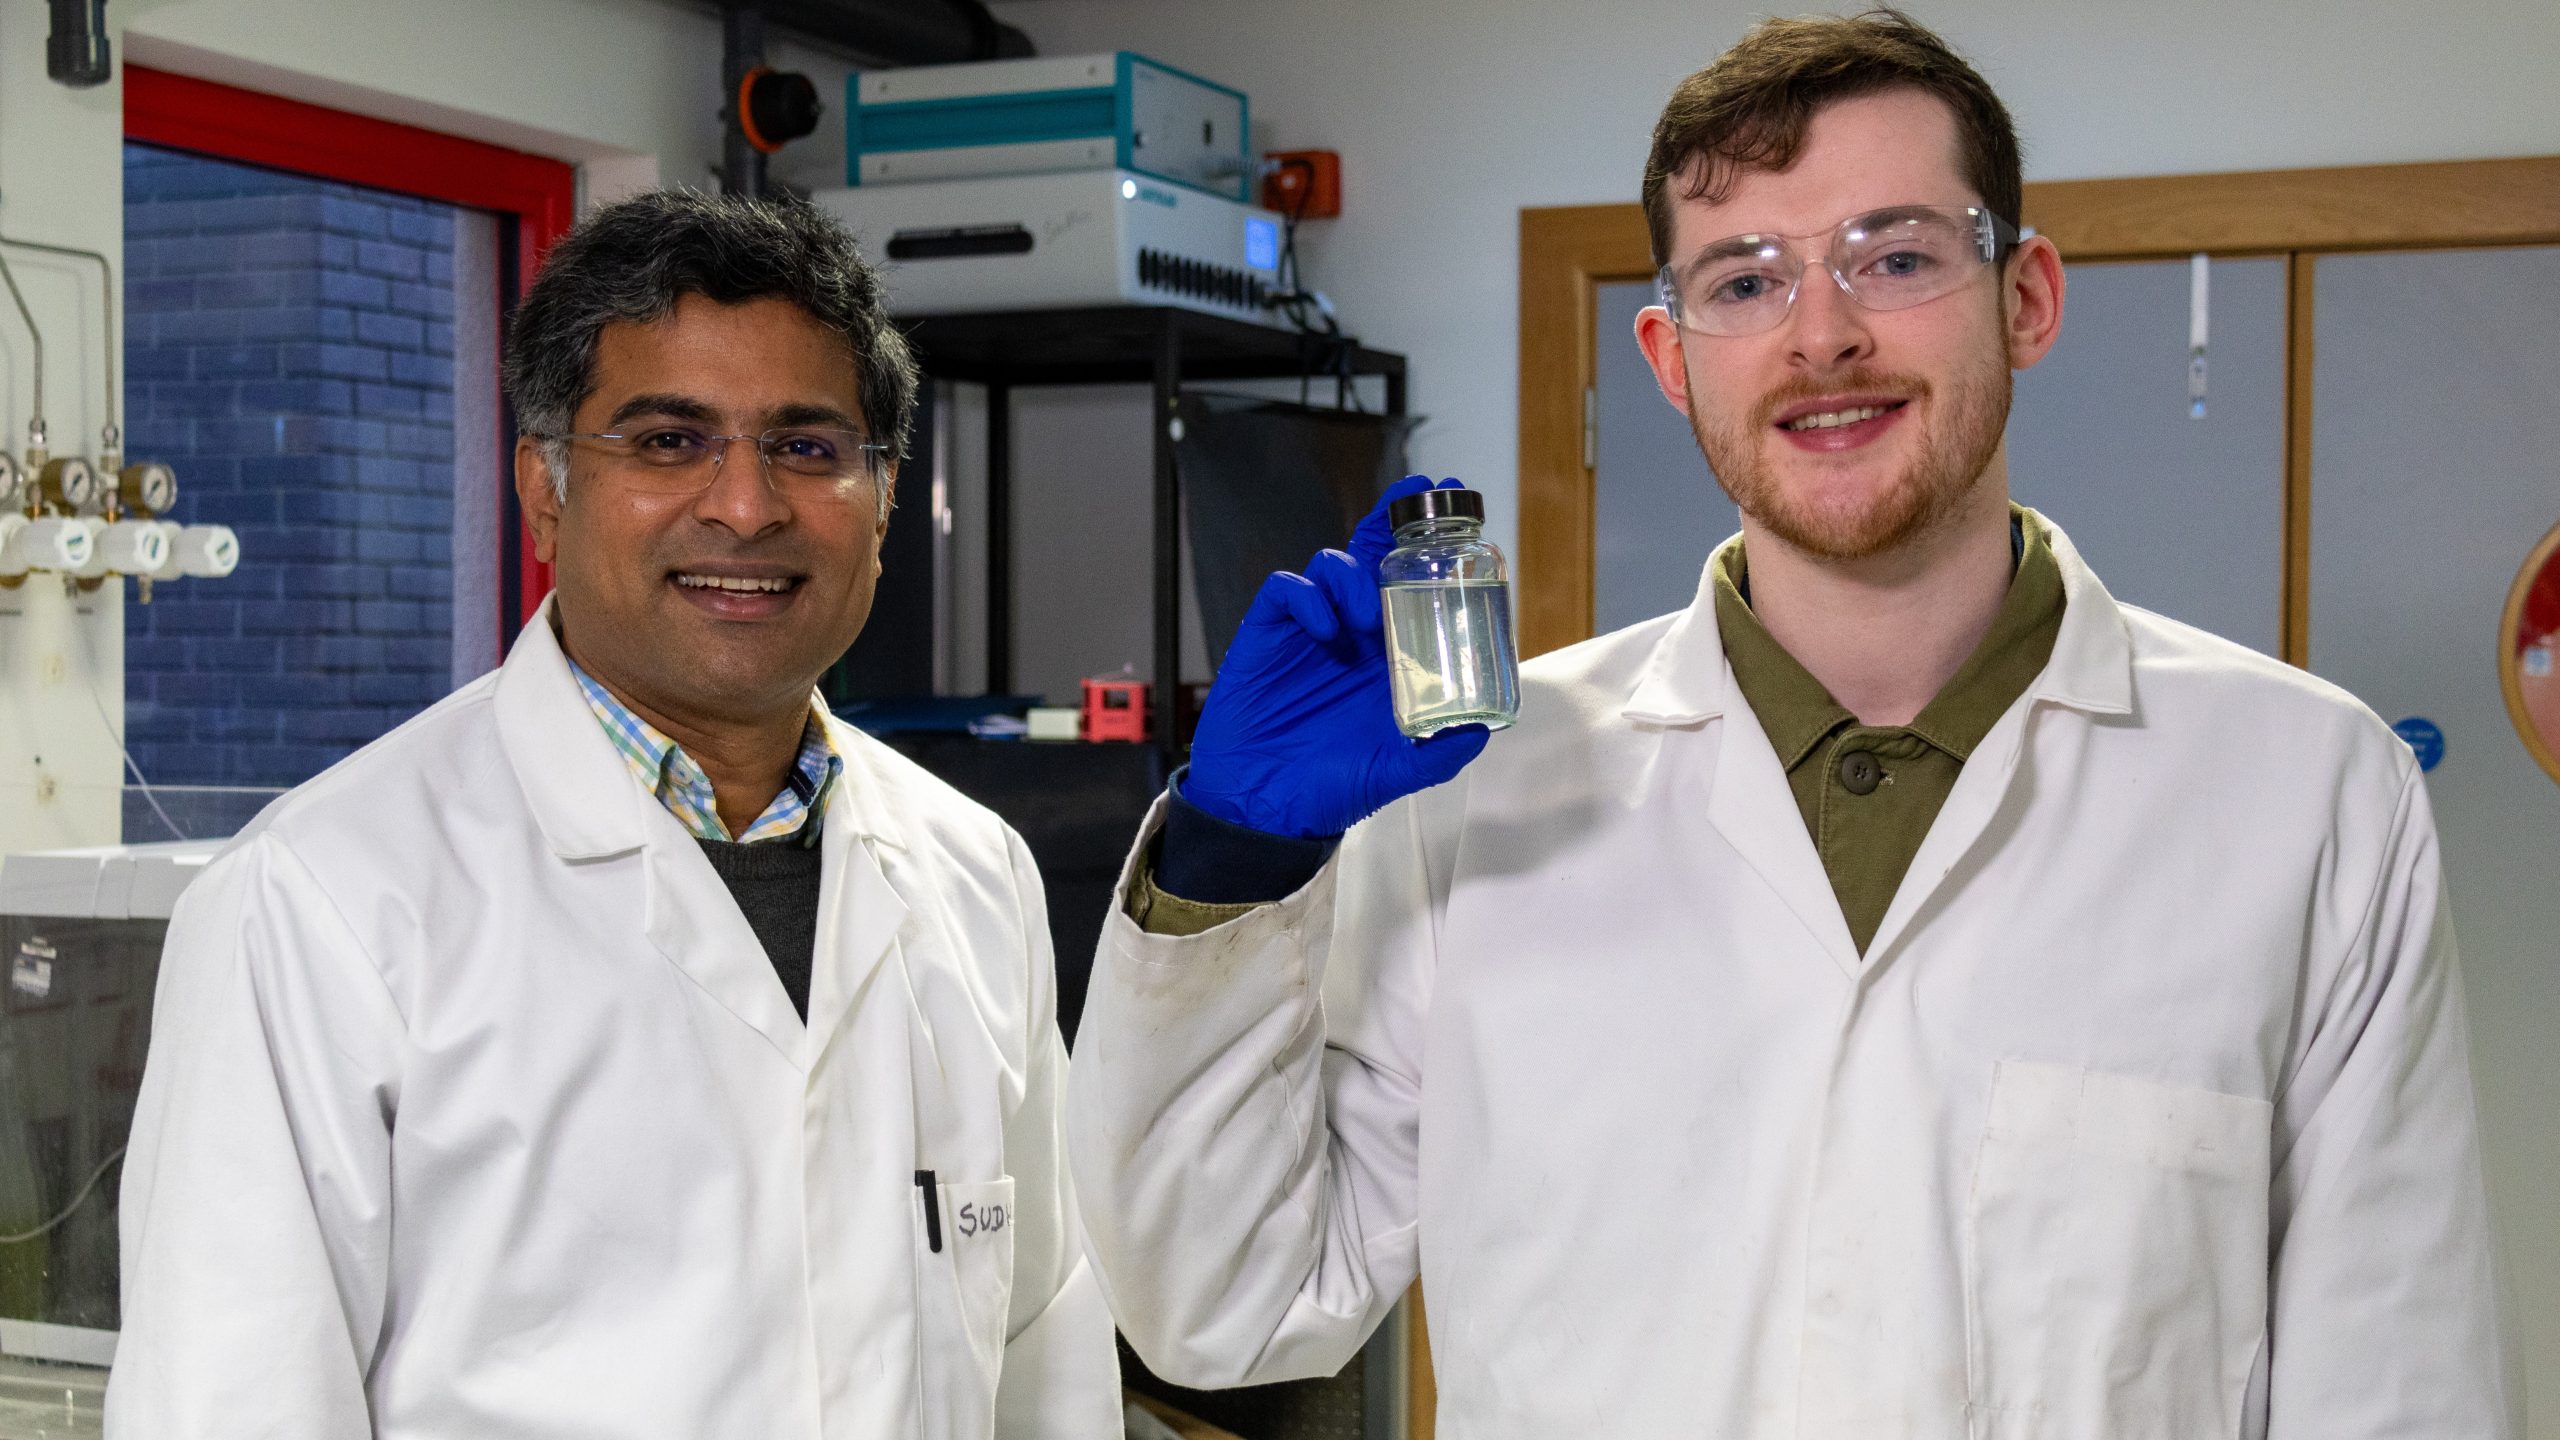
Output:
[1183, 475, 1492, 840]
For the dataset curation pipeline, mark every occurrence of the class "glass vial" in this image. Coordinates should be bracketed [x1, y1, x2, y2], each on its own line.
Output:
[1378, 487, 1520, 737]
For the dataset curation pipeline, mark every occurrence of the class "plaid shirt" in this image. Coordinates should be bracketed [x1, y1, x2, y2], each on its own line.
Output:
[569, 659, 841, 846]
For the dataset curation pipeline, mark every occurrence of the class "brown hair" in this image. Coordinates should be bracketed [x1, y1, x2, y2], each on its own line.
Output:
[1640, 8, 2022, 268]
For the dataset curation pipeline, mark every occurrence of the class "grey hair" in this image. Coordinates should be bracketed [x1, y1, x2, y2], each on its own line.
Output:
[504, 190, 917, 524]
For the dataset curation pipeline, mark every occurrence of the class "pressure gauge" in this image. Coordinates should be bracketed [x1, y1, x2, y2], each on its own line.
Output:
[119, 461, 178, 516]
[0, 452, 21, 511]
[37, 457, 97, 512]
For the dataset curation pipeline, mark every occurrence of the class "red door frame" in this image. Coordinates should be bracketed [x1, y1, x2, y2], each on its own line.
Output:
[124, 64, 577, 637]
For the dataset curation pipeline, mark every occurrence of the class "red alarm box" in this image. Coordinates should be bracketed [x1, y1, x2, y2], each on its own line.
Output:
[1081, 676, 1151, 743]
[1260, 149, 1341, 219]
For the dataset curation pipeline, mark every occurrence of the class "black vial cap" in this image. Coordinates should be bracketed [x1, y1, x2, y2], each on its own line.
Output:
[1387, 486, 1484, 531]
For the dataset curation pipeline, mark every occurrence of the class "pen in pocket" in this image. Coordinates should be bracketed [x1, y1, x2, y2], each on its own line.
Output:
[914, 1170, 942, 1253]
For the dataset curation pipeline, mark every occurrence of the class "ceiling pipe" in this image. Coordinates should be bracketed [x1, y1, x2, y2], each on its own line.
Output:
[722, 5, 774, 199]
[761, 0, 1032, 68]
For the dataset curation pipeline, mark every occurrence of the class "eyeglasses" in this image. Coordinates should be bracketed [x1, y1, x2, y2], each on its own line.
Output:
[1655, 205, 2020, 338]
[540, 425, 890, 502]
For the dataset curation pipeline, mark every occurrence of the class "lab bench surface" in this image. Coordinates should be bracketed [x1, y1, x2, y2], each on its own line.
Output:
[0, 1356, 103, 1438]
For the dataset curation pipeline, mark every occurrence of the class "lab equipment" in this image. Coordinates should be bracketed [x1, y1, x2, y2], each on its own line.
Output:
[1024, 707, 1081, 742]
[846, 53, 1250, 202]
[168, 523, 240, 579]
[1183, 477, 1487, 840]
[1080, 675, 1150, 743]
[117, 462, 175, 515]
[34, 459, 94, 513]
[0, 236, 217, 861]
[0, 838, 221, 1367]
[7, 517, 88, 575]
[92, 520, 170, 578]
[1260, 148, 1340, 219]
[817, 169, 1284, 325]
[1378, 486, 1519, 737]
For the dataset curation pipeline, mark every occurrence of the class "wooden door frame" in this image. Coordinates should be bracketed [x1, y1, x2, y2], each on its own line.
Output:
[1518, 154, 2560, 663]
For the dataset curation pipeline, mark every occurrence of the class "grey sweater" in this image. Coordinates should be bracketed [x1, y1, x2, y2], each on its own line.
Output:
[696, 834, 824, 1019]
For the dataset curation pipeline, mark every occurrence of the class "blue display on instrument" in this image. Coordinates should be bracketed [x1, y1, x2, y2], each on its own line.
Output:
[1244, 216, 1280, 271]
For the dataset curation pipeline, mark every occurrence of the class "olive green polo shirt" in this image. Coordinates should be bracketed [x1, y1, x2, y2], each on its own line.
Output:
[1713, 505, 2066, 952]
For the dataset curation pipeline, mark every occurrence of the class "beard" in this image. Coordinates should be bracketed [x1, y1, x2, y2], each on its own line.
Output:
[1689, 336, 2013, 563]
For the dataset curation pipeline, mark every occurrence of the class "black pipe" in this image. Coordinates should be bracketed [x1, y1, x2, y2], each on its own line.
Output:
[48, 0, 111, 88]
[721, 5, 770, 199]
[763, 0, 1031, 67]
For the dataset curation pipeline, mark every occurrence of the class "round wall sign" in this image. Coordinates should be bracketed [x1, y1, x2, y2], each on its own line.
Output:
[2500, 520, 2560, 787]
[2394, 717, 2447, 772]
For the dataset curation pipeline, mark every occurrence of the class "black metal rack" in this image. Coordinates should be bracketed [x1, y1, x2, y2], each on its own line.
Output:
[900, 305, 1409, 764]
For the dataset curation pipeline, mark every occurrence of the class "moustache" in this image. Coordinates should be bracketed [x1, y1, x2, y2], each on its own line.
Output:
[1750, 369, 1934, 429]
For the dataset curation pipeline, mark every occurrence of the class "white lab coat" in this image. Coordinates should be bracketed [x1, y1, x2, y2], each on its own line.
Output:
[108, 608, 1120, 1439]
[1068, 522, 2518, 1439]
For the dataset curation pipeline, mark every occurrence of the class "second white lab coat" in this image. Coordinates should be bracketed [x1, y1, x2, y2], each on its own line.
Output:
[1068, 522, 2517, 1439]
[109, 609, 1120, 1439]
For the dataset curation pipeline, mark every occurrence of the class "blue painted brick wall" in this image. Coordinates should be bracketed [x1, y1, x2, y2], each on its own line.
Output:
[122, 144, 460, 790]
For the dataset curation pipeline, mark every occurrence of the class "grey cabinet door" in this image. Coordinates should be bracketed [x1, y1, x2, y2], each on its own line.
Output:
[2310, 244, 2560, 1423]
[2006, 257, 2290, 656]
[1591, 280, 1738, 635]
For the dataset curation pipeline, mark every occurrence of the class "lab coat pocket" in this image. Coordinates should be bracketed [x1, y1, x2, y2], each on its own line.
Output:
[1964, 1060, 2270, 1440]
[917, 1175, 1017, 1440]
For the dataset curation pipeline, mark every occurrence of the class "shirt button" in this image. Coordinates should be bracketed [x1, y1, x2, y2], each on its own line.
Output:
[1837, 749, 1883, 795]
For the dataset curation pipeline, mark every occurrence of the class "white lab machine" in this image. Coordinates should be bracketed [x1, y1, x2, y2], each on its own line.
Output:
[0, 840, 220, 1372]
[818, 169, 1285, 325]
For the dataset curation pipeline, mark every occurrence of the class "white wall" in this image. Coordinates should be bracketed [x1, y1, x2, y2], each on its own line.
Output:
[986, 0, 2560, 570]
[115, 0, 865, 202]
[0, 4, 134, 849]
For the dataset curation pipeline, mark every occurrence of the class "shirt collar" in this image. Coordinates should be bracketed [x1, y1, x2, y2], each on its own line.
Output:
[566, 655, 841, 847]
[495, 598, 909, 860]
[1904, 509, 2067, 758]
[1708, 536, 1851, 767]
[1708, 504, 2069, 764]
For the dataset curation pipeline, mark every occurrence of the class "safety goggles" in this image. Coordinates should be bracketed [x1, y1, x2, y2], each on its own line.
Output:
[1655, 204, 2020, 338]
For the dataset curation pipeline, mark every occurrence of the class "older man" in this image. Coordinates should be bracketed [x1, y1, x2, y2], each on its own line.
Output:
[109, 194, 1117, 1438]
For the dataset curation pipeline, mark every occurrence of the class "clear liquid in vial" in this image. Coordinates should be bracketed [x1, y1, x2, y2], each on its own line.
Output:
[1383, 579, 1520, 737]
